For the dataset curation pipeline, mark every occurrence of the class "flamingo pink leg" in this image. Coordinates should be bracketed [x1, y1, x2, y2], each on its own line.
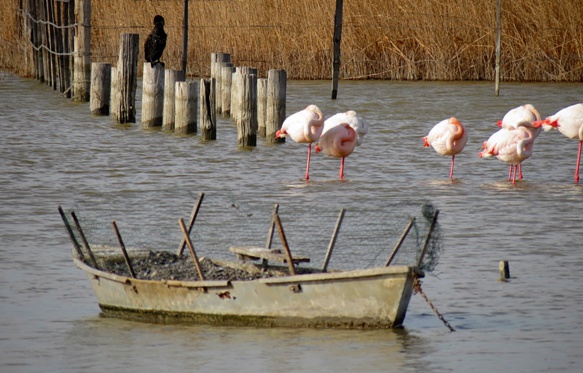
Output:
[518, 164, 523, 180]
[508, 166, 513, 181]
[339, 157, 345, 181]
[575, 140, 582, 183]
[449, 155, 455, 179]
[305, 144, 311, 180]
[512, 166, 518, 185]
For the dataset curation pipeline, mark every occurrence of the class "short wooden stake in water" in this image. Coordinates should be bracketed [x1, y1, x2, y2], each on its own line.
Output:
[199, 78, 216, 140]
[236, 71, 257, 147]
[141, 63, 165, 128]
[266, 69, 287, 142]
[175, 81, 198, 135]
[178, 218, 205, 281]
[257, 78, 268, 137]
[90, 63, 111, 115]
[177, 192, 205, 256]
[114, 33, 139, 124]
[70, 211, 100, 269]
[111, 221, 136, 278]
[162, 69, 185, 131]
[273, 212, 296, 276]
[57, 205, 86, 263]
[322, 208, 345, 272]
[385, 218, 416, 267]
[499, 260, 510, 280]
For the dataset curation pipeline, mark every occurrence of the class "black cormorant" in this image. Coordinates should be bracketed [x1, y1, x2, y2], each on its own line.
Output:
[144, 15, 167, 67]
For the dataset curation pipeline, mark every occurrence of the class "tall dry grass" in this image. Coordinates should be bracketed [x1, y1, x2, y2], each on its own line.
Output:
[4, 0, 583, 81]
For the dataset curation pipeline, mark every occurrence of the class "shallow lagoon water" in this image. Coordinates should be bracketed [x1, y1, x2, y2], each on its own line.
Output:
[1, 73, 582, 372]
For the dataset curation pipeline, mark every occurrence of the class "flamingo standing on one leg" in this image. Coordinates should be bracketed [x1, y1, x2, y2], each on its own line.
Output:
[323, 110, 368, 146]
[534, 103, 583, 183]
[315, 123, 357, 180]
[423, 117, 468, 179]
[275, 104, 325, 180]
[479, 121, 542, 184]
[497, 104, 542, 180]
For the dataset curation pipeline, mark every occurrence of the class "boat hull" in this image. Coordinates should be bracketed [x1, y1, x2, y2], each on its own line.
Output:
[75, 258, 422, 329]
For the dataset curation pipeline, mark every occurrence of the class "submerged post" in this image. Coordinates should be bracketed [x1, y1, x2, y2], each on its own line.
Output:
[236, 71, 257, 147]
[499, 260, 510, 280]
[257, 78, 268, 137]
[90, 63, 111, 115]
[141, 63, 165, 128]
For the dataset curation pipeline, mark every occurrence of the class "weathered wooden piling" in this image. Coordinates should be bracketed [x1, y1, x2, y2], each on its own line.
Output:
[110, 66, 119, 120]
[90, 62, 111, 115]
[175, 81, 198, 135]
[220, 62, 234, 117]
[141, 63, 165, 128]
[162, 69, 185, 131]
[114, 33, 139, 124]
[266, 69, 287, 142]
[199, 78, 216, 140]
[211, 53, 230, 114]
[231, 67, 258, 127]
[257, 78, 268, 137]
[73, 0, 91, 102]
[499, 260, 510, 280]
[234, 70, 258, 147]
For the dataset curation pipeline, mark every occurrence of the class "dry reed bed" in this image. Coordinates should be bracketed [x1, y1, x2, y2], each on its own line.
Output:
[4, 0, 583, 81]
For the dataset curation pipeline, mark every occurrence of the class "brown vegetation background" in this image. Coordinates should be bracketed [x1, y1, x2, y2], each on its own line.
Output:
[3, 0, 583, 81]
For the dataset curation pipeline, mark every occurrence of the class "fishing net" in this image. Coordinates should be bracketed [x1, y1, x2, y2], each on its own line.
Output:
[61, 193, 443, 273]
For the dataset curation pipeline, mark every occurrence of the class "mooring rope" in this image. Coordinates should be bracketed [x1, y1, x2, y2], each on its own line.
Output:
[413, 274, 456, 332]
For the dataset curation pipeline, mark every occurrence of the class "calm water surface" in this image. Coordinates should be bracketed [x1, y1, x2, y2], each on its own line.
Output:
[1, 72, 582, 372]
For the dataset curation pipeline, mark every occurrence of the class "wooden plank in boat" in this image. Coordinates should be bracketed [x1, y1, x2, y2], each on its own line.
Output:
[229, 246, 310, 264]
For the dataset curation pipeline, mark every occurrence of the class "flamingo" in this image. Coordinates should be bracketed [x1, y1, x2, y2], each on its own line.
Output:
[479, 121, 543, 184]
[315, 123, 357, 180]
[323, 111, 368, 146]
[533, 103, 583, 183]
[497, 104, 542, 179]
[422, 117, 468, 179]
[275, 104, 325, 180]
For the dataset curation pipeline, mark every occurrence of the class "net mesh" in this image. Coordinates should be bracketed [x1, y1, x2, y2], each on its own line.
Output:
[63, 193, 442, 273]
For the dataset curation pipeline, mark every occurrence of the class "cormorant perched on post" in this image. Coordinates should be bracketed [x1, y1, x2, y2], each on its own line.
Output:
[144, 15, 167, 67]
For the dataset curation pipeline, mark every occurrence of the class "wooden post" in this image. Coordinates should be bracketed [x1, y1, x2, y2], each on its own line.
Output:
[175, 80, 198, 135]
[70, 211, 100, 269]
[57, 205, 86, 262]
[322, 209, 345, 272]
[257, 78, 268, 137]
[112, 221, 136, 278]
[141, 63, 165, 128]
[385, 218, 415, 267]
[236, 72, 257, 147]
[90, 62, 111, 115]
[163, 69, 185, 131]
[199, 78, 216, 140]
[177, 192, 205, 256]
[181, 0, 188, 76]
[494, 0, 501, 96]
[114, 33, 139, 124]
[221, 63, 234, 117]
[178, 218, 205, 281]
[110, 66, 119, 120]
[331, 0, 343, 99]
[273, 212, 296, 276]
[266, 69, 286, 142]
[265, 204, 279, 250]
[73, 0, 91, 102]
[499, 260, 510, 280]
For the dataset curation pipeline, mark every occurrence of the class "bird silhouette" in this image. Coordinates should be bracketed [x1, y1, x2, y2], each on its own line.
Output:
[144, 15, 167, 68]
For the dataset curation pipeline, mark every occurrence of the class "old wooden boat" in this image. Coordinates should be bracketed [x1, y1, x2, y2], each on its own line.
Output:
[72, 245, 424, 329]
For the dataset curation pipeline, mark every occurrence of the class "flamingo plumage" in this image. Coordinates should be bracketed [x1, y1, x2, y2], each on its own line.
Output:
[423, 117, 468, 179]
[315, 123, 357, 181]
[275, 104, 325, 180]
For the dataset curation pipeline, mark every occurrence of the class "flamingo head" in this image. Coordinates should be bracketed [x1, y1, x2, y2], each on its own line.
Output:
[497, 120, 503, 127]
[422, 136, 430, 148]
[275, 129, 287, 138]
[533, 118, 559, 131]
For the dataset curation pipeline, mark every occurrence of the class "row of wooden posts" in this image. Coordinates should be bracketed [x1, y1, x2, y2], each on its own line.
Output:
[89, 34, 287, 146]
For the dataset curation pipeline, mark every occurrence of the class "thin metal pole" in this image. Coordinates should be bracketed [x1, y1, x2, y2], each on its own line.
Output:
[265, 204, 279, 250]
[322, 209, 345, 272]
[70, 211, 100, 269]
[112, 221, 136, 278]
[417, 210, 440, 268]
[385, 218, 415, 267]
[177, 192, 205, 256]
[273, 212, 296, 276]
[178, 218, 205, 281]
[57, 205, 86, 262]
[494, 0, 501, 96]
[181, 0, 188, 76]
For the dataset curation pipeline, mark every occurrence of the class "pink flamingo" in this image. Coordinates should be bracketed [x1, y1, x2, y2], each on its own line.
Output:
[479, 121, 543, 184]
[423, 117, 468, 179]
[323, 111, 368, 146]
[497, 104, 542, 179]
[275, 105, 325, 180]
[534, 103, 583, 183]
[315, 123, 357, 181]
